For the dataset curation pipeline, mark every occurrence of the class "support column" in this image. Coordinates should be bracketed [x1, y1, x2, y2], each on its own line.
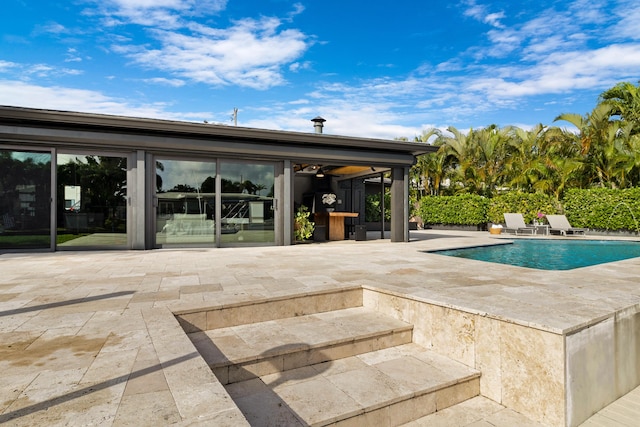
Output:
[130, 150, 147, 249]
[280, 160, 293, 245]
[390, 166, 409, 242]
[380, 172, 385, 240]
[144, 152, 155, 249]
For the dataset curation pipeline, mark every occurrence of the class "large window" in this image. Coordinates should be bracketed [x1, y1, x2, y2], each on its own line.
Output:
[155, 158, 217, 246]
[220, 161, 275, 247]
[57, 153, 128, 248]
[0, 149, 52, 249]
[154, 158, 275, 247]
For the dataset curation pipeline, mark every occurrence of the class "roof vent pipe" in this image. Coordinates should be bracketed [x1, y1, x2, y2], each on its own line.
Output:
[311, 116, 326, 134]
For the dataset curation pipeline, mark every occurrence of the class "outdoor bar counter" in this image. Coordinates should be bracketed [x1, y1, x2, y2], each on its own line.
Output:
[314, 212, 359, 241]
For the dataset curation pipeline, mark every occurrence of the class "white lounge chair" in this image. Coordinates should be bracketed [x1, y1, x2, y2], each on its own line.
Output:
[503, 213, 536, 235]
[545, 215, 587, 236]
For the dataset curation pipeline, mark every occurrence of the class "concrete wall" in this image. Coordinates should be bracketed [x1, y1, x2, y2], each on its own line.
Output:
[566, 306, 640, 426]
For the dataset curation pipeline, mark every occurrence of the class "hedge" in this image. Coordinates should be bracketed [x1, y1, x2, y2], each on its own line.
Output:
[562, 188, 640, 231]
[419, 194, 489, 226]
[419, 188, 640, 232]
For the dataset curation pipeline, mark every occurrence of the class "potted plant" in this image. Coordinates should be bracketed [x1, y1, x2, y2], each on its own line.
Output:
[294, 205, 315, 242]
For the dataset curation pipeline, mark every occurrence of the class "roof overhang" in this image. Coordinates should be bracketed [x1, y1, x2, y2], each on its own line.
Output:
[0, 106, 437, 167]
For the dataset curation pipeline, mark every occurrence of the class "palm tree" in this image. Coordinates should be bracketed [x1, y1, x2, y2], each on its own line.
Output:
[555, 103, 614, 156]
[470, 125, 511, 197]
[440, 126, 476, 193]
[505, 124, 547, 193]
[555, 104, 619, 187]
[599, 81, 640, 134]
[414, 148, 448, 196]
[410, 129, 442, 197]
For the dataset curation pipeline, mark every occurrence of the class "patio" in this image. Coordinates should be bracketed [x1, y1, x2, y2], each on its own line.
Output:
[1, 230, 639, 426]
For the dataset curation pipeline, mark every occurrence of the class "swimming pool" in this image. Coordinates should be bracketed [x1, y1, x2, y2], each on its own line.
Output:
[430, 239, 640, 270]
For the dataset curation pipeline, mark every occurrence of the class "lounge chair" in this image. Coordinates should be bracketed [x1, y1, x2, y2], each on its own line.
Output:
[503, 213, 536, 235]
[545, 215, 587, 236]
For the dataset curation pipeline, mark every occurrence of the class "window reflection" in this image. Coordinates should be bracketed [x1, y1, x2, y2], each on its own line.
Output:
[220, 161, 275, 246]
[57, 154, 127, 247]
[154, 159, 276, 247]
[0, 150, 51, 249]
[155, 159, 216, 245]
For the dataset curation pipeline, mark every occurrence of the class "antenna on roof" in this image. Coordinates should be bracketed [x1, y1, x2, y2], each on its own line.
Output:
[232, 108, 238, 126]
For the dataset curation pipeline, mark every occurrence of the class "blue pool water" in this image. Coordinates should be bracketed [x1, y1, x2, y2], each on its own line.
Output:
[431, 239, 640, 270]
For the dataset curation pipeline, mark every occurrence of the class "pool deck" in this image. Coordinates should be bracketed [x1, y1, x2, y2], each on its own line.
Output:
[1, 229, 640, 426]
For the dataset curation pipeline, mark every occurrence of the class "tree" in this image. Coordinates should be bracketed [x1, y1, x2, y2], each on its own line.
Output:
[469, 125, 510, 197]
[410, 129, 442, 197]
[599, 81, 640, 134]
[555, 104, 618, 187]
[505, 124, 547, 193]
[440, 126, 474, 193]
[440, 125, 510, 197]
[401, 80, 640, 199]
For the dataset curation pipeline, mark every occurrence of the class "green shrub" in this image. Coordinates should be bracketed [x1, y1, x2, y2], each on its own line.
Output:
[365, 193, 391, 222]
[419, 189, 640, 232]
[487, 192, 559, 224]
[562, 188, 640, 231]
[420, 194, 489, 226]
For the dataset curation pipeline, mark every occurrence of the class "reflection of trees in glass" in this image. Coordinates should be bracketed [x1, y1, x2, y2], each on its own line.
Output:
[221, 178, 267, 195]
[156, 161, 164, 192]
[221, 178, 241, 193]
[167, 184, 197, 192]
[0, 151, 51, 232]
[159, 176, 268, 196]
[57, 156, 127, 230]
[201, 176, 215, 193]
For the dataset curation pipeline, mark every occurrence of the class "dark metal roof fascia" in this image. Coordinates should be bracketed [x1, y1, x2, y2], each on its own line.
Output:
[0, 123, 416, 167]
[0, 106, 436, 156]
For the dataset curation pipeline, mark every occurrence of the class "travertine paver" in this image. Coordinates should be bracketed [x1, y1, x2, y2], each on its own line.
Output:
[193, 306, 411, 368]
[402, 395, 545, 426]
[0, 230, 639, 426]
[228, 342, 479, 426]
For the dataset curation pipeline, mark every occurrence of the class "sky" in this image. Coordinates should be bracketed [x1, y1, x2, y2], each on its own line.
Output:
[1, 0, 639, 140]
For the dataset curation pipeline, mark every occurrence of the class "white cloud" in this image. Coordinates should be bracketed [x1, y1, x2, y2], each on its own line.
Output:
[462, 0, 505, 28]
[65, 48, 83, 63]
[115, 16, 309, 89]
[485, 28, 521, 57]
[94, 0, 228, 28]
[289, 61, 312, 73]
[16, 63, 83, 79]
[453, 42, 640, 104]
[286, 3, 305, 21]
[612, 0, 640, 41]
[142, 77, 186, 87]
[36, 22, 69, 35]
[0, 61, 18, 72]
[484, 12, 506, 28]
[0, 80, 207, 122]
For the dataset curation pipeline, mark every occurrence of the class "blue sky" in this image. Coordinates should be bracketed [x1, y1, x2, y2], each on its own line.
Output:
[1, 0, 639, 140]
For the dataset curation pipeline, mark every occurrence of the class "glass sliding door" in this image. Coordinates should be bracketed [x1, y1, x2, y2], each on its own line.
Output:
[154, 158, 217, 246]
[0, 149, 52, 250]
[57, 153, 128, 248]
[220, 161, 275, 247]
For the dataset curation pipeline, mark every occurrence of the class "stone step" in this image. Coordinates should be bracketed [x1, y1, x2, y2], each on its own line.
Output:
[188, 306, 414, 385]
[225, 343, 481, 427]
[400, 396, 545, 427]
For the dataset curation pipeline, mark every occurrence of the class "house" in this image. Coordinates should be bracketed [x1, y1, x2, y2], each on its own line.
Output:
[0, 106, 434, 251]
